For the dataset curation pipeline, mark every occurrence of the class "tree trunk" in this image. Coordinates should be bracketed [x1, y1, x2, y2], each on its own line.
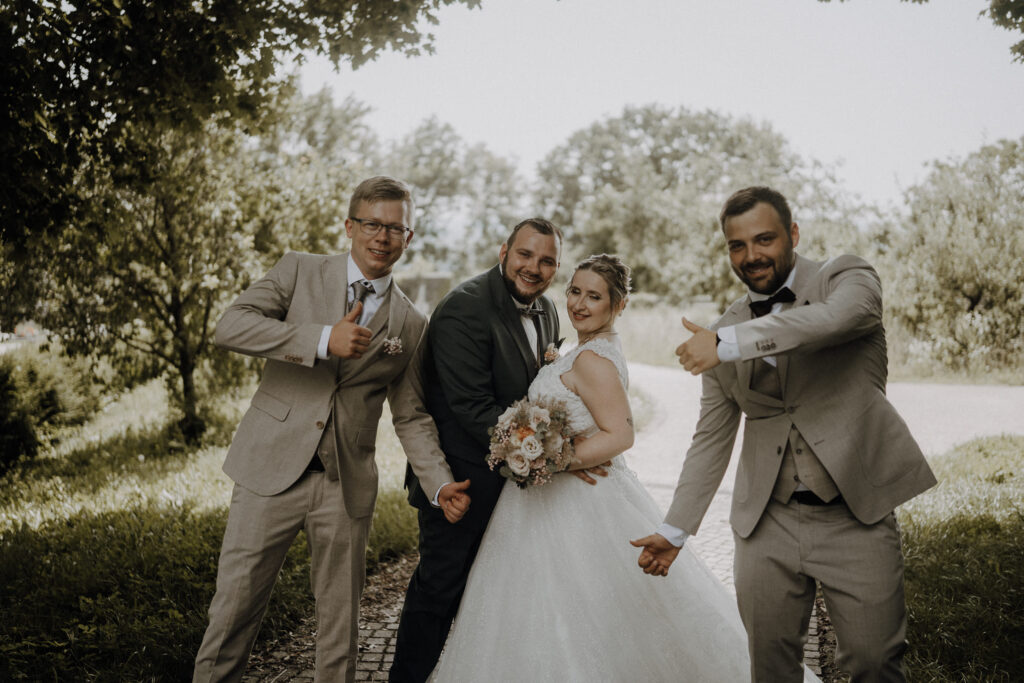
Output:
[177, 352, 206, 444]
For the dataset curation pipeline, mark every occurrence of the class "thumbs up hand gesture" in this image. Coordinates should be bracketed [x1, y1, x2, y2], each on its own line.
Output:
[328, 302, 372, 359]
[674, 317, 720, 375]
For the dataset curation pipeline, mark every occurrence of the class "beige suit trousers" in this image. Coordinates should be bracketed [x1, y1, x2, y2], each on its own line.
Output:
[734, 499, 907, 683]
[193, 473, 371, 683]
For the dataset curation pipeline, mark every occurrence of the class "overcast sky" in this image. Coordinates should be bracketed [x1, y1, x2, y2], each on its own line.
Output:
[300, 0, 1024, 207]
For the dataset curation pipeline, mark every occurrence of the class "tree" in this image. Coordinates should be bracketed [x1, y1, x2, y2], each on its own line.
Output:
[42, 121, 265, 442]
[0, 0, 481, 255]
[817, 0, 1024, 63]
[243, 89, 381, 259]
[535, 104, 869, 309]
[382, 118, 527, 271]
[885, 137, 1024, 371]
[31, 89, 381, 442]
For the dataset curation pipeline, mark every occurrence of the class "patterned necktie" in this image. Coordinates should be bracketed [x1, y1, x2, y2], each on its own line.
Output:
[348, 280, 374, 314]
[749, 286, 796, 318]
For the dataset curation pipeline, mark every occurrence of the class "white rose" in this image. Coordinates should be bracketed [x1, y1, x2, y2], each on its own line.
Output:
[520, 435, 544, 461]
[507, 452, 531, 477]
[545, 432, 563, 454]
[497, 405, 517, 427]
[528, 405, 550, 430]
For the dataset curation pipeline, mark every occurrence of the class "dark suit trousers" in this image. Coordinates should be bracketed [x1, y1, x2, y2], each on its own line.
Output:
[389, 505, 488, 682]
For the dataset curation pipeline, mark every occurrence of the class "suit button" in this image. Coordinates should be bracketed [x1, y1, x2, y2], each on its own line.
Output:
[796, 448, 803, 454]
[776, 446, 783, 455]
[316, 421, 325, 429]
[793, 475, 800, 482]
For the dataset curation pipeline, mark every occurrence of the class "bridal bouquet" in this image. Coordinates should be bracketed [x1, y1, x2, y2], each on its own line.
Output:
[487, 398, 575, 488]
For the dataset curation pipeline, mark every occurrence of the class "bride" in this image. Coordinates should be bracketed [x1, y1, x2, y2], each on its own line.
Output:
[430, 254, 815, 681]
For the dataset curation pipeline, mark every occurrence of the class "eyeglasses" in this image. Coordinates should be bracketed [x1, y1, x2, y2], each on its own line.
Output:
[349, 217, 413, 241]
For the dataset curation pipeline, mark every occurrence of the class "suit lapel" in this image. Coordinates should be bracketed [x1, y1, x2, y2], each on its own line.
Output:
[323, 254, 350, 328]
[385, 282, 409, 341]
[775, 255, 821, 395]
[487, 266, 539, 375]
[720, 304, 755, 398]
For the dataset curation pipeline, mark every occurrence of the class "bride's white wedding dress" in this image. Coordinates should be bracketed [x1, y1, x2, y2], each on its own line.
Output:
[430, 338, 814, 682]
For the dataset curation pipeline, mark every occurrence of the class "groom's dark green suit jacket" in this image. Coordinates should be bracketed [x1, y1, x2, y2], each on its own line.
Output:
[405, 264, 559, 530]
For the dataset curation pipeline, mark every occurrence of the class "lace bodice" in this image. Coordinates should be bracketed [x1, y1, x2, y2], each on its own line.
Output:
[527, 337, 628, 438]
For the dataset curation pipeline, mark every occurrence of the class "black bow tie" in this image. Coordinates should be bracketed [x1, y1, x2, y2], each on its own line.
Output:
[749, 287, 796, 318]
[519, 303, 545, 318]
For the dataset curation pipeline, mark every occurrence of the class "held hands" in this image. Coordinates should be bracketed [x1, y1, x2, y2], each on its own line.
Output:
[675, 317, 720, 375]
[328, 302, 372, 359]
[629, 533, 682, 577]
[438, 479, 472, 524]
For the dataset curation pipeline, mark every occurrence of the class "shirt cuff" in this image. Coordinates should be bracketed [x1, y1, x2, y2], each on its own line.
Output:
[431, 482, 451, 507]
[716, 324, 741, 362]
[317, 326, 332, 360]
[656, 523, 689, 547]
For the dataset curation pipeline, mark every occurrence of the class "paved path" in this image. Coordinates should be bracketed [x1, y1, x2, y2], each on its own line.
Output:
[626, 363, 1024, 587]
[266, 365, 1024, 681]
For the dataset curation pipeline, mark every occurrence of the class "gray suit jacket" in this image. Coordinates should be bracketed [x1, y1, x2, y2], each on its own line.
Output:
[665, 253, 936, 538]
[215, 251, 453, 518]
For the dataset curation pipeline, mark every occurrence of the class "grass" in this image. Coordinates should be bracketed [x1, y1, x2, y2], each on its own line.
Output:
[898, 435, 1024, 682]
[0, 379, 420, 681]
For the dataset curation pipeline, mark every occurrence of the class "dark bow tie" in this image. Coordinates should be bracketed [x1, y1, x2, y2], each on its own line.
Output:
[749, 287, 796, 318]
[518, 303, 545, 318]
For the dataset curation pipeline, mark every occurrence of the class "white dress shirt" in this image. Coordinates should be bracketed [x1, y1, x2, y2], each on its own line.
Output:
[658, 268, 798, 547]
[316, 254, 392, 359]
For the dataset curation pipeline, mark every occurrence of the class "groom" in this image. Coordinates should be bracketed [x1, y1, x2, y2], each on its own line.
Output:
[193, 176, 470, 682]
[632, 186, 936, 682]
[389, 218, 563, 682]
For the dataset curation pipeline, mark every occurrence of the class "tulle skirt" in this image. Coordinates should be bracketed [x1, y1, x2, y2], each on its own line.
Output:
[430, 458, 754, 682]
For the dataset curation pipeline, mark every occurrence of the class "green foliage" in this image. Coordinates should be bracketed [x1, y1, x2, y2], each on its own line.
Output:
[884, 137, 1024, 373]
[0, 504, 312, 681]
[0, 345, 100, 470]
[365, 488, 420, 572]
[382, 116, 529, 272]
[986, 0, 1024, 62]
[1, 379, 422, 679]
[0, 0, 482, 254]
[40, 119, 269, 443]
[535, 104, 872, 310]
[898, 435, 1024, 681]
[816, 1, 1024, 63]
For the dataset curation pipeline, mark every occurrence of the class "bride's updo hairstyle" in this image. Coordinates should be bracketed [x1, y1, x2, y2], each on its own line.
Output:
[571, 254, 632, 311]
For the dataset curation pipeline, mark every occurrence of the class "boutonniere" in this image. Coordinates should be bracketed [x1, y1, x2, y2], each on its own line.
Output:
[383, 336, 403, 356]
[543, 338, 565, 364]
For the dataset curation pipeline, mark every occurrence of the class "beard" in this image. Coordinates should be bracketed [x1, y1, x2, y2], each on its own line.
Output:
[501, 254, 542, 304]
[735, 248, 795, 294]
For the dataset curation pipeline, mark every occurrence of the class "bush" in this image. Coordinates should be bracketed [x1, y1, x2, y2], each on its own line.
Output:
[899, 435, 1024, 681]
[0, 504, 311, 681]
[0, 345, 101, 470]
[901, 512, 1023, 681]
[366, 487, 419, 572]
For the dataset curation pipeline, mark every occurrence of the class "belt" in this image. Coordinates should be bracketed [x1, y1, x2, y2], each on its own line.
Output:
[790, 490, 843, 506]
[305, 453, 325, 472]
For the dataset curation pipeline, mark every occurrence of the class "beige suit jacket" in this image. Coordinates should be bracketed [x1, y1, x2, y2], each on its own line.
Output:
[215, 251, 453, 518]
[665, 254, 936, 538]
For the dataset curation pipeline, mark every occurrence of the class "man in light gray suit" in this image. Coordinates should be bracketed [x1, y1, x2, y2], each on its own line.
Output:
[193, 176, 471, 683]
[632, 186, 936, 682]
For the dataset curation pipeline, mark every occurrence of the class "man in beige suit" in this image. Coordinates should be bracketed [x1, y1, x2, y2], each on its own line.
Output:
[632, 186, 936, 682]
[193, 176, 471, 683]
